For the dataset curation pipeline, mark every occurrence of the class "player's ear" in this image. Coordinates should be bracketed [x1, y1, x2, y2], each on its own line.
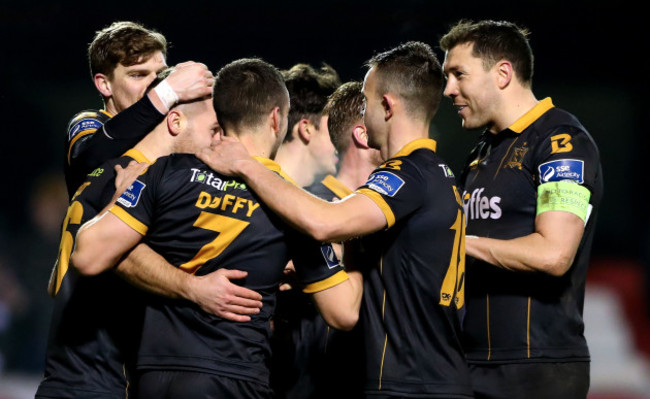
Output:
[270, 106, 281, 135]
[382, 94, 395, 121]
[94, 73, 112, 97]
[297, 118, 311, 144]
[495, 60, 513, 89]
[167, 109, 183, 136]
[352, 124, 370, 149]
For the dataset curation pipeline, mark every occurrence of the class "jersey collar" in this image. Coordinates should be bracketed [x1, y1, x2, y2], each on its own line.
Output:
[100, 109, 114, 118]
[508, 97, 554, 134]
[321, 175, 353, 198]
[392, 138, 437, 158]
[253, 156, 298, 186]
[124, 149, 153, 164]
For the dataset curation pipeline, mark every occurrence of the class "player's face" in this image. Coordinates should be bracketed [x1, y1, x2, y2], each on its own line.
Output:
[107, 51, 167, 114]
[443, 42, 500, 131]
[309, 115, 338, 175]
[179, 98, 220, 153]
[361, 68, 386, 151]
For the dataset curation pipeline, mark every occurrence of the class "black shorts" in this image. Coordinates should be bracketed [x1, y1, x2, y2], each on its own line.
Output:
[469, 362, 590, 399]
[136, 370, 273, 399]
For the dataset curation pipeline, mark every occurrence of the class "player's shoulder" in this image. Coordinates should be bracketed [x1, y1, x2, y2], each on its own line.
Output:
[66, 109, 111, 142]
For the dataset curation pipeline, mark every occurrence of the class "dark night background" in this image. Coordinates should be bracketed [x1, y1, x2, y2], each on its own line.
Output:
[0, 0, 647, 393]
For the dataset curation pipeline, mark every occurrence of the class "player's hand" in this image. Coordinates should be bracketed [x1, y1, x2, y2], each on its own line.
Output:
[166, 61, 214, 102]
[113, 161, 148, 196]
[189, 269, 263, 322]
[197, 135, 252, 177]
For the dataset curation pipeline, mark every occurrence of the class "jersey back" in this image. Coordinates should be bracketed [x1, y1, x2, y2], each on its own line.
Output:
[110, 154, 346, 386]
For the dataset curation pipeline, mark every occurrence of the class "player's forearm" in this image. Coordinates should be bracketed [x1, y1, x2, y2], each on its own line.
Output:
[115, 243, 191, 299]
[465, 234, 575, 276]
[236, 159, 345, 242]
[312, 270, 363, 331]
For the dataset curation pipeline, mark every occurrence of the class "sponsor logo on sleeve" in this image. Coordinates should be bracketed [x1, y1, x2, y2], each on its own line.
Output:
[68, 118, 104, 141]
[117, 180, 146, 208]
[320, 244, 340, 269]
[538, 159, 584, 184]
[365, 171, 405, 197]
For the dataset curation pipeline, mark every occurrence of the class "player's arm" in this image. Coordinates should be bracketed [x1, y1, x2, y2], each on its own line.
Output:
[198, 140, 386, 242]
[115, 245, 262, 321]
[309, 270, 363, 331]
[71, 208, 143, 276]
[466, 210, 584, 277]
[69, 62, 214, 174]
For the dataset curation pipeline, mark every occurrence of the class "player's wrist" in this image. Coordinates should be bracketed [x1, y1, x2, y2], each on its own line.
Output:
[153, 79, 179, 112]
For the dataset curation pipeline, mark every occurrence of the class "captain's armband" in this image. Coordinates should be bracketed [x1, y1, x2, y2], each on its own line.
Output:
[536, 181, 591, 222]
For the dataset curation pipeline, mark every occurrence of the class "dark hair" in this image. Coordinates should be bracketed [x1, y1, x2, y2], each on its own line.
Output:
[365, 41, 444, 123]
[324, 81, 364, 154]
[213, 58, 288, 132]
[439, 20, 534, 86]
[282, 63, 341, 142]
[88, 21, 167, 78]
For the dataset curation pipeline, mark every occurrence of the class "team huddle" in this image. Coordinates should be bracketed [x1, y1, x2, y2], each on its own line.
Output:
[36, 19, 602, 399]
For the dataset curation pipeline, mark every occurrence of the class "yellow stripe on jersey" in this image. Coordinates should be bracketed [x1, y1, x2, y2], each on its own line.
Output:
[302, 270, 349, 294]
[123, 149, 153, 165]
[253, 156, 299, 186]
[509, 97, 554, 134]
[110, 206, 148, 235]
[391, 138, 437, 158]
[536, 181, 591, 221]
[321, 175, 353, 199]
[356, 188, 394, 228]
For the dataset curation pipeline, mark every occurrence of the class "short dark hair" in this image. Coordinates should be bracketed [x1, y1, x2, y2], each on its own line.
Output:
[439, 20, 534, 86]
[282, 63, 341, 142]
[324, 81, 364, 155]
[88, 21, 167, 78]
[365, 41, 444, 123]
[213, 58, 288, 132]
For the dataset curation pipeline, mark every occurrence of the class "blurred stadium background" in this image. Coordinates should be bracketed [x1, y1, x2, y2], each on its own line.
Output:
[1, 1, 647, 397]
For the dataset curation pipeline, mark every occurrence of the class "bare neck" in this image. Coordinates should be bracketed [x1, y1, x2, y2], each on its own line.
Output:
[336, 150, 378, 191]
[384, 117, 431, 159]
[275, 140, 317, 187]
[132, 128, 173, 162]
[489, 87, 538, 134]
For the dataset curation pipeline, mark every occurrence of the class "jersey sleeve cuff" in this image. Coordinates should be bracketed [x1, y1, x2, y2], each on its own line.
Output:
[355, 188, 395, 228]
[302, 270, 349, 294]
[109, 206, 149, 235]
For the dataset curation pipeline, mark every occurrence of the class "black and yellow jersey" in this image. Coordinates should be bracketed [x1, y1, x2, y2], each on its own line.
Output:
[355, 138, 472, 398]
[109, 154, 347, 387]
[36, 149, 151, 398]
[271, 175, 360, 399]
[306, 174, 353, 202]
[460, 98, 603, 364]
[64, 96, 164, 198]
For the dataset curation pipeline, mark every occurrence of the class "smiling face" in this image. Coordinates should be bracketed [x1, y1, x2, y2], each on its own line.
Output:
[443, 42, 501, 132]
[104, 51, 167, 115]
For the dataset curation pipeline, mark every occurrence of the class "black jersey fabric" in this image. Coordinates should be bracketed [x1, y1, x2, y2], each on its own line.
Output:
[36, 149, 152, 399]
[355, 138, 472, 398]
[460, 98, 603, 364]
[271, 175, 361, 399]
[109, 154, 347, 389]
[64, 95, 164, 198]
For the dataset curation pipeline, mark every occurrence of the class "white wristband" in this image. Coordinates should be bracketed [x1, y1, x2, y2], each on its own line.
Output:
[154, 79, 179, 112]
